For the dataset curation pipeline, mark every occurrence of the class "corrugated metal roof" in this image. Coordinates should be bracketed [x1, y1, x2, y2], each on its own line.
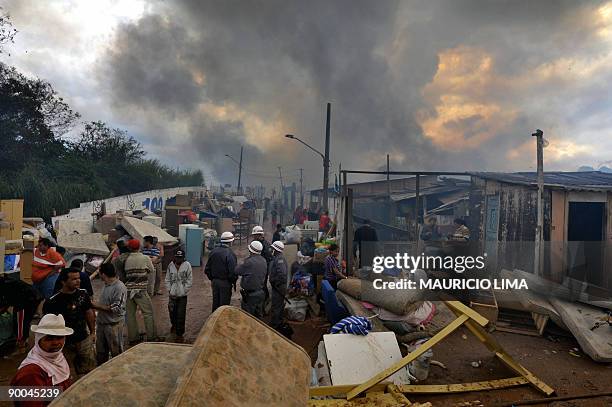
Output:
[471, 171, 612, 191]
[390, 185, 466, 201]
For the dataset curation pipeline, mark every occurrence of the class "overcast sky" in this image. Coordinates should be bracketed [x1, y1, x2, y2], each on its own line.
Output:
[3, 0, 612, 191]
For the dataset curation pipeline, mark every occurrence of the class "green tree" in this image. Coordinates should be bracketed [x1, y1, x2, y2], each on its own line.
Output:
[0, 63, 80, 171]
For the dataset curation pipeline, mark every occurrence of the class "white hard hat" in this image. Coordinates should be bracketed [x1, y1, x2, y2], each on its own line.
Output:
[271, 241, 284, 253]
[220, 231, 235, 243]
[248, 240, 263, 254]
[251, 225, 264, 235]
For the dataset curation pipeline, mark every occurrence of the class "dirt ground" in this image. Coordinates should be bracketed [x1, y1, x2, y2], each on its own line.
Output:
[1, 230, 611, 406]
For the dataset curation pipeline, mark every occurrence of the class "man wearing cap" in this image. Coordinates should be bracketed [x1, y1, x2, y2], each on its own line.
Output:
[43, 268, 96, 375]
[165, 250, 192, 342]
[236, 241, 267, 318]
[269, 241, 288, 329]
[113, 239, 157, 344]
[11, 314, 73, 401]
[142, 236, 161, 296]
[204, 231, 237, 313]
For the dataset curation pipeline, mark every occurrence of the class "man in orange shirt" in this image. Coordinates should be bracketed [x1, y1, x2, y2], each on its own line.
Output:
[32, 238, 66, 300]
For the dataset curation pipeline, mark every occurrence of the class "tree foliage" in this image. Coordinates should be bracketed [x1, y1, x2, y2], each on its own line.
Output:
[0, 64, 203, 219]
[0, 63, 80, 171]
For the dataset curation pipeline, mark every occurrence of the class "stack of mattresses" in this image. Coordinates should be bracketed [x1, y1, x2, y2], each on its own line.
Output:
[51, 306, 312, 406]
[166, 306, 311, 407]
[50, 343, 193, 406]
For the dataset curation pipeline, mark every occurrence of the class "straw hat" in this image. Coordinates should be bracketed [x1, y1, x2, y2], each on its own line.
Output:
[31, 314, 74, 336]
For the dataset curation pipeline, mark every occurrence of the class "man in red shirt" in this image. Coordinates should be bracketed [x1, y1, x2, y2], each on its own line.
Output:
[32, 239, 66, 300]
[319, 210, 331, 234]
[11, 313, 73, 406]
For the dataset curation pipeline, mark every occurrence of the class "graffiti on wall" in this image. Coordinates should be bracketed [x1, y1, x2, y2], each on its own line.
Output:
[142, 196, 164, 211]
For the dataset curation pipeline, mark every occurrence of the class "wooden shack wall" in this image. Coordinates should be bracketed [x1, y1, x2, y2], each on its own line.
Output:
[469, 178, 552, 274]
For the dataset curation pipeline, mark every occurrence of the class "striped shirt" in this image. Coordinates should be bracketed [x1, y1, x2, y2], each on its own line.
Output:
[141, 247, 161, 258]
[324, 255, 341, 283]
[32, 248, 66, 283]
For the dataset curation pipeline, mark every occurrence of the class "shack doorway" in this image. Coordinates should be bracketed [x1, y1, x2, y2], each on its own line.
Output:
[567, 202, 606, 287]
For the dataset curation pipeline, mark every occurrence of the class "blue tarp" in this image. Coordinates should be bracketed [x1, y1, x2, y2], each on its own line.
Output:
[198, 211, 218, 219]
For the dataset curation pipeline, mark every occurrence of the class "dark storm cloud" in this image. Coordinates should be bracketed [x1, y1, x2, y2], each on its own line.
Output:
[100, 0, 608, 185]
[104, 14, 203, 112]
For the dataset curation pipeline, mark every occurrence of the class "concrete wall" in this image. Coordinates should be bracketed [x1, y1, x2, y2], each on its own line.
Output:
[52, 186, 206, 225]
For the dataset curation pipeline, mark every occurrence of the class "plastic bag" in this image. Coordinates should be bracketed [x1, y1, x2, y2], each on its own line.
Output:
[285, 299, 309, 321]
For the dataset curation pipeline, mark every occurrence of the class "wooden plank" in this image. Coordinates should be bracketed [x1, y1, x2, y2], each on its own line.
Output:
[309, 383, 388, 397]
[445, 300, 489, 326]
[550, 190, 566, 283]
[495, 351, 555, 396]
[346, 313, 469, 400]
[496, 325, 541, 337]
[397, 377, 529, 393]
[0, 237, 5, 274]
[531, 312, 549, 336]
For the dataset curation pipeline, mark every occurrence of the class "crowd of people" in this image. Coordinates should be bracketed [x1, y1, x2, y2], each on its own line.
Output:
[7, 223, 303, 404]
[8, 235, 194, 406]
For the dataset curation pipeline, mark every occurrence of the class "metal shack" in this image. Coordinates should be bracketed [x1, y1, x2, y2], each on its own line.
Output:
[469, 171, 612, 293]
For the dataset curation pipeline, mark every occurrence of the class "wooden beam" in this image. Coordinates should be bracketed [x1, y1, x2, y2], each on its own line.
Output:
[444, 300, 489, 326]
[447, 301, 554, 396]
[309, 383, 388, 397]
[397, 377, 529, 393]
[346, 313, 469, 400]
[494, 351, 555, 396]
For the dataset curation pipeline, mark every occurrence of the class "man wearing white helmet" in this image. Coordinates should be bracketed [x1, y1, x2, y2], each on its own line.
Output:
[269, 241, 288, 329]
[251, 225, 273, 314]
[235, 240, 267, 318]
[251, 225, 273, 264]
[205, 231, 238, 313]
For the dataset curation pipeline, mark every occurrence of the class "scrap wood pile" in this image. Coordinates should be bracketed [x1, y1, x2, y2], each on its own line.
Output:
[310, 265, 557, 404]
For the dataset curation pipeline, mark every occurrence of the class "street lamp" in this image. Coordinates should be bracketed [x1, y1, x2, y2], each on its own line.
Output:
[284, 103, 331, 212]
[284, 134, 325, 160]
[225, 146, 243, 194]
[284, 131, 330, 212]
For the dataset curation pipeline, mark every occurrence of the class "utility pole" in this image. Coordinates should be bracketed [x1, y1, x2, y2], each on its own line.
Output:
[237, 146, 243, 195]
[387, 154, 392, 225]
[322, 102, 331, 212]
[278, 166, 284, 201]
[299, 168, 304, 208]
[532, 129, 544, 276]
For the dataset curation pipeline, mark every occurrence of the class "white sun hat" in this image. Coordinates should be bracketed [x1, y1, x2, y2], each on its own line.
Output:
[31, 314, 74, 336]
